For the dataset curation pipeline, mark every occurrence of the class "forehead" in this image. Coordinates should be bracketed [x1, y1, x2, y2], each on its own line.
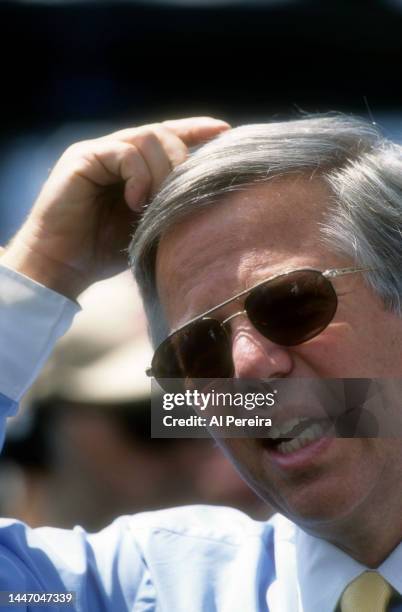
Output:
[156, 175, 335, 329]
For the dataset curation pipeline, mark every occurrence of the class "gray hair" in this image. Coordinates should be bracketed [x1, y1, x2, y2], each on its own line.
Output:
[130, 113, 402, 347]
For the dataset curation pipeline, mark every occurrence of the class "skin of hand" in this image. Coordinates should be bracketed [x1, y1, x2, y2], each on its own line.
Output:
[0, 117, 230, 299]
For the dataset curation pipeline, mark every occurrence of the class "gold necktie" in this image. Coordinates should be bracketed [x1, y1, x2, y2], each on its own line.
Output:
[340, 571, 394, 612]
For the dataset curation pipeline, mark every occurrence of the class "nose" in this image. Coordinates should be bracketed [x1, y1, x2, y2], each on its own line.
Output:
[230, 319, 294, 379]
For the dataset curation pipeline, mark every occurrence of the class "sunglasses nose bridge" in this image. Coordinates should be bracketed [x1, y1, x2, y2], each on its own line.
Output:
[221, 310, 247, 328]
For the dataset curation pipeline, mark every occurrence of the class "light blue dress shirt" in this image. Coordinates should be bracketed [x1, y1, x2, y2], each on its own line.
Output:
[1, 264, 402, 612]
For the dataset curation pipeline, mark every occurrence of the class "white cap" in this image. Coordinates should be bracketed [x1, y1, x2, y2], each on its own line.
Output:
[31, 271, 153, 405]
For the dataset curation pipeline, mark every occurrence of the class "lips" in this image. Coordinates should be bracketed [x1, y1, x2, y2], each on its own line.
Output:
[263, 434, 335, 471]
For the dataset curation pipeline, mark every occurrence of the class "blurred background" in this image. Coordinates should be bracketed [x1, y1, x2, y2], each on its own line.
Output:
[1, 0, 402, 529]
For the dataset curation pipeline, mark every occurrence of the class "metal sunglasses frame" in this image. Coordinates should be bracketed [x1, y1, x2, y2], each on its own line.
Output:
[146, 266, 372, 378]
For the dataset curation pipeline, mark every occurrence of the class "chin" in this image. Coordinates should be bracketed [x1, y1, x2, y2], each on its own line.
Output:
[256, 469, 372, 528]
[284, 480, 363, 526]
[223, 437, 383, 526]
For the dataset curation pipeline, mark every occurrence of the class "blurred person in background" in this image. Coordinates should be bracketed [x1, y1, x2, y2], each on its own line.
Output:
[0, 272, 264, 530]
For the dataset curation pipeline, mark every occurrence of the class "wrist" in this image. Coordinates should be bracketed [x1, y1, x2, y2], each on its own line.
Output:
[0, 242, 86, 300]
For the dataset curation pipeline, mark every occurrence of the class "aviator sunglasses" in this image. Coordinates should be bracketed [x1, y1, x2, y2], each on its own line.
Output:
[146, 267, 371, 388]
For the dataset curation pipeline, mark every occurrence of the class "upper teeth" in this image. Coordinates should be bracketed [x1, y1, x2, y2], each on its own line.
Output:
[270, 417, 310, 439]
[276, 422, 326, 454]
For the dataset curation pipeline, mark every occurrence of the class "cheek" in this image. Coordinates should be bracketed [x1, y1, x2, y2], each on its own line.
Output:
[293, 323, 369, 377]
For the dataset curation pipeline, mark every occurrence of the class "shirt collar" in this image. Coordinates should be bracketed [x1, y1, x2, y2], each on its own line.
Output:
[266, 514, 301, 612]
[295, 523, 402, 612]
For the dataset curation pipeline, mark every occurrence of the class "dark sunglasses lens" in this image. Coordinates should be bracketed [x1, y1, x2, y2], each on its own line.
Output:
[151, 318, 233, 386]
[245, 270, 338, 346]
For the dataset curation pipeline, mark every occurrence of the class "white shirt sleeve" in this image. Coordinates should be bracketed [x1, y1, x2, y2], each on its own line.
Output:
[0, 264, 80, 403]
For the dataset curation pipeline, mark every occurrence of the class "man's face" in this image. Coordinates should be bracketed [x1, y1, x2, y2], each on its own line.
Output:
[155, 175, 402, 530]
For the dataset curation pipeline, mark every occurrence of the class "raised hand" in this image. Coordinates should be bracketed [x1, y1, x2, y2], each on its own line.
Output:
[1, 117, 229, 298]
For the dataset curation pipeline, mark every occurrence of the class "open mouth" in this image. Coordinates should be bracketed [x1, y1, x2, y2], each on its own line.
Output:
[264, 416, 333, 455]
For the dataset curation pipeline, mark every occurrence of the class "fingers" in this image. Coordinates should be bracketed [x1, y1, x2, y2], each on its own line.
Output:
[85, 130, 186, 210]
[129, 128, 176, 195]
[110, 117, 230, 207]
[122, 126, 189, 209]
[118, 143, 153, 210]
[107, 116, 230, 148]
[56, 116, 230, 212]
[161, 116, 230, 146]
[146, 125, 189, 169]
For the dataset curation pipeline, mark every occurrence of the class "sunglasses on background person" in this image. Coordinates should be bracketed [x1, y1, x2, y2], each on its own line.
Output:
[146, 267, 372, 390]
